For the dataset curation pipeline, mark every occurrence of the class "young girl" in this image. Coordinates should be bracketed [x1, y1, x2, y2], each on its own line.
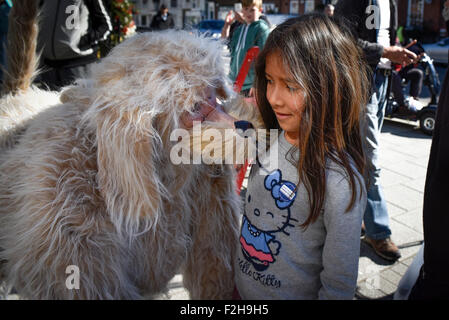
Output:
[234, 14, 371, 299]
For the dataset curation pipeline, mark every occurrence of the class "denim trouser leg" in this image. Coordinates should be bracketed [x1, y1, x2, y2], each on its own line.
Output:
[363, 71, 392, 240]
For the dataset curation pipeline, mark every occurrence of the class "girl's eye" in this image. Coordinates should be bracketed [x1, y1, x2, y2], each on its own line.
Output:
[266, 78, 273, 84]
[287, 85, 298, 92]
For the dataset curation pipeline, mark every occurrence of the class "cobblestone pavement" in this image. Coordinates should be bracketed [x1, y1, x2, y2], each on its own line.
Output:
[355, 119, 430, 300]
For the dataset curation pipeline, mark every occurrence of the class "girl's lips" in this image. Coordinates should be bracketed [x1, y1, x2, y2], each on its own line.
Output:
[275, 112, 292, 120]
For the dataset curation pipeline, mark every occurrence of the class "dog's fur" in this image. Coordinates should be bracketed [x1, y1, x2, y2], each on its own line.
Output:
[0, 13, 263, 298]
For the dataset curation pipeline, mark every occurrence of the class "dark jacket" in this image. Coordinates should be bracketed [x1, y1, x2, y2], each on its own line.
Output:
[150, 12, 175, 31]
[409, 66, 449, 299]
[0, 1, 11, 78]
[335, 0, 397, 71]
[38, 0, 112, 67]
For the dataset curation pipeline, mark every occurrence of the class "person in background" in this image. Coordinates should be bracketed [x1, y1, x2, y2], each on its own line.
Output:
[36, 0, 112, 90]
[0, 0, 12, 86]
[324, 4, 334, 17]
[150, 4, 175, 31]
[390, 41, 424, 115]
[221, 0, 270, 97]
[222, 8, 271, 46]
[443, 0, 449, 34]
[391, 67, 423, 115]
[335, 0, 419, 262]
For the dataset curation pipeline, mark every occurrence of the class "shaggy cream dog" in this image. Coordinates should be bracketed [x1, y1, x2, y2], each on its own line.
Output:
[0, 4, 263, 299]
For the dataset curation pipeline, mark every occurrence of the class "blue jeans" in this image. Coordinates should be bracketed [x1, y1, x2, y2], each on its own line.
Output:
[363, 69, 392, 240]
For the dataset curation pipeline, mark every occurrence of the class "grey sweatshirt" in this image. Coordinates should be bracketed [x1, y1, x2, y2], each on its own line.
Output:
[234, 131, 367, 299]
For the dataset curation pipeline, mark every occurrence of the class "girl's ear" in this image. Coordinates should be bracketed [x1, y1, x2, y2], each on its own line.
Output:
[95, 106, 162, 236]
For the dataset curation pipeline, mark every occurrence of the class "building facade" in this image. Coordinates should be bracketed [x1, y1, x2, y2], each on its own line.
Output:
[211, 0, 334, 18]
[132, 0, 446, 37]
[397, 0, 447, 37]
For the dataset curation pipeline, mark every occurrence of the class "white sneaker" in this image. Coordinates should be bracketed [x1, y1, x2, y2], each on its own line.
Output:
[407, 97, 424, 112]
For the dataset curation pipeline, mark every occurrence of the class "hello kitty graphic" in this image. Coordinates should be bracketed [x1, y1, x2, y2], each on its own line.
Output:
[239, 169, 299, 272]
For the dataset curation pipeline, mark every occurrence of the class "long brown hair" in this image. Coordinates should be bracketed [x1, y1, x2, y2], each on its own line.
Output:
[254, 13, 370, 228]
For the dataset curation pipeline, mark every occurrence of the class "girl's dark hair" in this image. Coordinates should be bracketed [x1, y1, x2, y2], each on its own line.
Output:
[254, 13, 370, 228]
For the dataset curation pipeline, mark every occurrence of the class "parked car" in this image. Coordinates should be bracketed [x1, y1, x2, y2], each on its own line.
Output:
[422, 37, 449, 64]
[195, 19, 225, 39]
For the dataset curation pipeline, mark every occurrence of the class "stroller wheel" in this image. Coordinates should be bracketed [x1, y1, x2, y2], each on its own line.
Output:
[419, 112, 435, 136]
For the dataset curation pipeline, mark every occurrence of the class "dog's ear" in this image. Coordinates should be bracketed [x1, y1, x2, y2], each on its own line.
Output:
[95, 106, 162, 236]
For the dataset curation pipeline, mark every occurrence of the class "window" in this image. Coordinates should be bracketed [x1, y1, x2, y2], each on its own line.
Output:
[141, 15, 147, 26]
[171, 0, 177, 8]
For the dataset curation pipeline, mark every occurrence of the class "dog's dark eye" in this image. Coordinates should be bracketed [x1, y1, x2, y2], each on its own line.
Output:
[193, 103, 201, 113]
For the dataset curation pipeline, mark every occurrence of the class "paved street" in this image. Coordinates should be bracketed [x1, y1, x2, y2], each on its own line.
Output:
[355, 119, 431, 299]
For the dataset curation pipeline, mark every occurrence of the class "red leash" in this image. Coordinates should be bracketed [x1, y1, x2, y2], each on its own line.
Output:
[233, 46, 259, 194]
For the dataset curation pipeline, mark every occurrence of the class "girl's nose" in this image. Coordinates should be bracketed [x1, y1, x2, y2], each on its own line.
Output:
[268, 85, 283, 109]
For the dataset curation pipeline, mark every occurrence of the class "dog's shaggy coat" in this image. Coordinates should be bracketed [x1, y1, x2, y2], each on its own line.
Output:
[0, 19, 263, 298]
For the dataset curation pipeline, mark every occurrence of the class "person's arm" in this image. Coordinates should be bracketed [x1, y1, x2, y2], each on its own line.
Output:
[319, 168, 366, 300]
[82, 0, 112, 46]
[382, 44, 418, 66]
[221, 10, 234, 39]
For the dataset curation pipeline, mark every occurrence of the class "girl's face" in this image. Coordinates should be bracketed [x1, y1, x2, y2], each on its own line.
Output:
[265, 52, 304, 145]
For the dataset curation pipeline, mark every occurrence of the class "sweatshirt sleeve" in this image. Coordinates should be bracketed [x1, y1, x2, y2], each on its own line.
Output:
[318, 168, 366, 300]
